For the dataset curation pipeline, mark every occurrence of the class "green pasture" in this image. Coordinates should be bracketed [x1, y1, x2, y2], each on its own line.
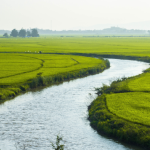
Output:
[1, 36, 150, 58]
[106, 92, 150, 126]
[104, 69, 150, 126]
[127, 72, 150, 92]
[0, 53, 105, 85]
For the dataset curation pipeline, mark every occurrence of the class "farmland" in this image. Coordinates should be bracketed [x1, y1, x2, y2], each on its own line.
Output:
[0, 53, 107, 85]
[0, 36, 150, 58]
[1, 36, 150, 148]
[106, 92, 150, 126]
[0, 52, 109, 101]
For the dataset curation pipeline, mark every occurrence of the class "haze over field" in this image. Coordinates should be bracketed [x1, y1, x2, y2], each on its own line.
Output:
[1, 0, 150, 30]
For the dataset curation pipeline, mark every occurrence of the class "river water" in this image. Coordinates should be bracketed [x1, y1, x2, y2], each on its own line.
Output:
[0, 59, 149, 150]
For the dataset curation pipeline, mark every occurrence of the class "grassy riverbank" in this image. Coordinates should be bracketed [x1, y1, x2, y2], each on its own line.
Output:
[88, 95, 150, 149]
[88, 71, 150, 149]
[0, 53, 110, 102]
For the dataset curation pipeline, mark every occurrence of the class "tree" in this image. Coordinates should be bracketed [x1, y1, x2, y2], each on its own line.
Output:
[148, 30, 150, 35]
[31, 28, 39, 37]
[19, 29, 26, 37]
[26, 30, 31, 37]
[10, 29, 18, 37]
[3, 33, 8, 38]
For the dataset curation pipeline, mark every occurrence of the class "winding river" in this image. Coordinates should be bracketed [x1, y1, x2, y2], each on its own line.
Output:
[0, 59, 149, 150]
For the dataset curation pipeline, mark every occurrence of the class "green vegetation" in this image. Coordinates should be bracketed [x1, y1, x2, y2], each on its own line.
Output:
[9, 28, 39, 37]
[1, 36, 150, 148]
[89, 73, 150, 148]
[0, 53, 107, 85]
[0, 37, 150, 60]
[128, 72, 150, 92]
[107, 92, 150, 126]
[0, 52, 109, 102]
[89, 95, 150, 149]
[51, 135, 65, 150]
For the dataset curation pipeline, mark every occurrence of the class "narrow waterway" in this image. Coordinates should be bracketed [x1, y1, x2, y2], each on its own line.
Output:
[0, 59, 149, 150]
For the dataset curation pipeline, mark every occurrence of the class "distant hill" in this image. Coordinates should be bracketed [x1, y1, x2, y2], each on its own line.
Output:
[37, 27, 148, 35]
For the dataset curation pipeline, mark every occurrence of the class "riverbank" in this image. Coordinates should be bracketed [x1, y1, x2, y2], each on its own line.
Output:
[88, 66, 150, 149]
[0, 54, 110, 103]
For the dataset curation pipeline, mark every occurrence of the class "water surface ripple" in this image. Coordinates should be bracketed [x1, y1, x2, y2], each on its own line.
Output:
[0, 59, 149, 150]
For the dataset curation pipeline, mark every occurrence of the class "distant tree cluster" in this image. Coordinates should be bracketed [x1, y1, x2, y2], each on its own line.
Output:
[3, 29, 39, 38]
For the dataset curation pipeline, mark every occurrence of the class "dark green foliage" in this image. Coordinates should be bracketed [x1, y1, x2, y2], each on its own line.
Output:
[104, 59, 110, 68]
[8, 88, 21, 94]
[26, 30, 31, 36]
[88, 95, 150, 149]
[20, 85, 28, 91]
[19, 29, 26, 37]
[0, 93, 4, 100]
[51, 135, 65, 150]
[31, 28, 39, 37]
[10, 29, 18, 37]
[3, 33, 8, 38]
[95, 77, 129, 96]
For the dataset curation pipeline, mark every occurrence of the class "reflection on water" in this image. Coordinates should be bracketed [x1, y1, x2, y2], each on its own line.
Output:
[0, 59, 149, 150]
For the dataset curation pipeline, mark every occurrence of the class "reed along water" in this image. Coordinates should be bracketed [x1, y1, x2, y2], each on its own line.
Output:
[0, 59, 149, 150]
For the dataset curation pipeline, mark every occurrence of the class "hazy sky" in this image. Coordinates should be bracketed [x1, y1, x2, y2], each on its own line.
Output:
[1, 0, 150, 30]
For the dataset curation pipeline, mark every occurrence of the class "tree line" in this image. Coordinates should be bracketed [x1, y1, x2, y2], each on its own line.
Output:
[3, 29, 39, 38]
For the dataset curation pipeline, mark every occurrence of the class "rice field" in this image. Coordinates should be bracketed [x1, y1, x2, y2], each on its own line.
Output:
[127, 73, 150, 92]
[0, 53, 105, 85]
[106, 92, 150, 126]
[1, 36, 150, 58]
[104, 68, 150, 126]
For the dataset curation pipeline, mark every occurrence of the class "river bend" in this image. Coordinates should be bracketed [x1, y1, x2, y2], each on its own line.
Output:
[0, 59, 149, 150]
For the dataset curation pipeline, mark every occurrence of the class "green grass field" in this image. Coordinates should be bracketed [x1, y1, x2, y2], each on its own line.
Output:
[0, 53, 105, 85]
[0, 50, 109, 101]
[1, 36, 150, 58]
[106, 92, 150, 126]
[104, 70, 150, 126]
[128, 73, 150, 92]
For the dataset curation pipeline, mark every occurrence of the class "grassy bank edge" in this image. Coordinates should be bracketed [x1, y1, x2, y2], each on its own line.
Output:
[88, 94, 150, 149]
[70, 53, 150, 63]
[0, 57, 110, 104]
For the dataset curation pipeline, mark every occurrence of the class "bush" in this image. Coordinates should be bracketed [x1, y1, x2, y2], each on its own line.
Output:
[51, 135, 65, 150]
[95, 77, 130, 95]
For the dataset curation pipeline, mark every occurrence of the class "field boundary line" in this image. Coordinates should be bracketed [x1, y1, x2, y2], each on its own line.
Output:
[104, 93, 150, 127]
[0, 55, 44, 80]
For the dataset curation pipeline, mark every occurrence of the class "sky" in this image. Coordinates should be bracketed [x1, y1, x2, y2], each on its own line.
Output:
[1, 0, 150, 30]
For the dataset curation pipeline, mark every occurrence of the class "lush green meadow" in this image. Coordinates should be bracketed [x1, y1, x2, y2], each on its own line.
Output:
[0, 53, 106, 85]
[1, 36, 150, 58]
[107, 92, 150, 126]
[0, 52, 109, 100]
